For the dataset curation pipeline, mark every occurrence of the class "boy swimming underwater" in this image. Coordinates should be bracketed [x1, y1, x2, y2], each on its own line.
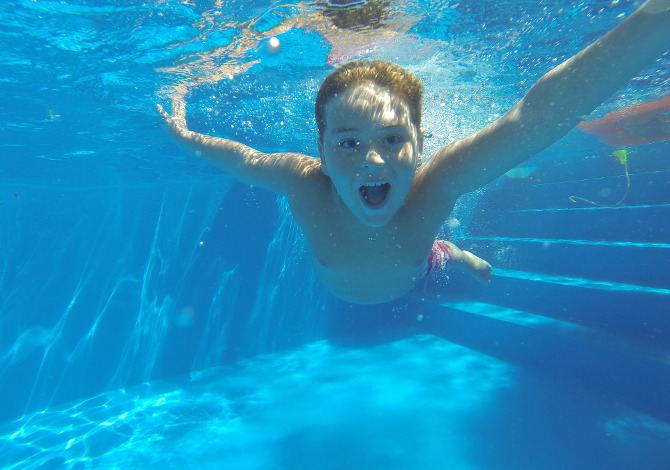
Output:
[158, 0, 670, 304]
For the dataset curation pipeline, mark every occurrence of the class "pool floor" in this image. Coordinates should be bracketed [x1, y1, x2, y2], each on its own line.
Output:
[2, 334, 669, 470]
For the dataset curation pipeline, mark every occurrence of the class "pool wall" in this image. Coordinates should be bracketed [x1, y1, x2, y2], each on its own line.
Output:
[0, 176, 340, 422]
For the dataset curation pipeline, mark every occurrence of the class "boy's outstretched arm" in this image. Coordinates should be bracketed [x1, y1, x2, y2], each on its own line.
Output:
[423, 0, 670, 199]
[157, 99, 320, 196]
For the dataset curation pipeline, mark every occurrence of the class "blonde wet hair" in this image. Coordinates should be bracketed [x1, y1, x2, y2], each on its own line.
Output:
[315, 60, 424, 140]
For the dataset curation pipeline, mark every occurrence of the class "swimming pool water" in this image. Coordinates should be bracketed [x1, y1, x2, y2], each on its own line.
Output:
[1, 0, 669, 468]
[4, 333, 670, 469]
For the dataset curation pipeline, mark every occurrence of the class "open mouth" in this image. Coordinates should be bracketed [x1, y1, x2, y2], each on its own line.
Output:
[359, 181, 391, 209]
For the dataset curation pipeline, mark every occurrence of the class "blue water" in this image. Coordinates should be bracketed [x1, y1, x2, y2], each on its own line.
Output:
[2, 0, 670, 468]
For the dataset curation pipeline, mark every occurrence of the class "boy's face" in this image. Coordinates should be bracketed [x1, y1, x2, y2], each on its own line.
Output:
[318, 82, 422, 227]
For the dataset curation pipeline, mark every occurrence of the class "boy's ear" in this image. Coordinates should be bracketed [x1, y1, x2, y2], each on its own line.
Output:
[318, 139, 330, 175]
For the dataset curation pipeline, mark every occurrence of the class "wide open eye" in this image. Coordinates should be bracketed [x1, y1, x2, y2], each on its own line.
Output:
[338, 138, 359, 149]
[384, 134, 403, 145]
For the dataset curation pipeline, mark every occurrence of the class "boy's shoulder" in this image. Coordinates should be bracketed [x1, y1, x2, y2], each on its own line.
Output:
[255, 151, 325, 197]
[281, 153, 332, 203]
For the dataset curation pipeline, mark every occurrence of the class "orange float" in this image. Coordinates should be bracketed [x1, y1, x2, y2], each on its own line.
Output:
[577, 95, 670, 146]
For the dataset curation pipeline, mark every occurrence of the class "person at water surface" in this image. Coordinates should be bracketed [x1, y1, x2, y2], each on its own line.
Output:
[158, 0, 670, 304]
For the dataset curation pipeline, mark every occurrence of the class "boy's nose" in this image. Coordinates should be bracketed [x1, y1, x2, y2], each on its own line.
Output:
[364, 150, 385, 168]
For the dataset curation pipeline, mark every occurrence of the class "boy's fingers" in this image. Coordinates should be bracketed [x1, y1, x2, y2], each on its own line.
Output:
[157, 101, 187, 130]
[171, 99, 186, 118]
[156, 104, 169, 118]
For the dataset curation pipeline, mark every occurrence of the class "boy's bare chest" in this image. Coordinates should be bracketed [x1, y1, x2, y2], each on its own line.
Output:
[312, 228, 423, 270]
[295, 206, 434, 303]
[309, 233, 428, 303]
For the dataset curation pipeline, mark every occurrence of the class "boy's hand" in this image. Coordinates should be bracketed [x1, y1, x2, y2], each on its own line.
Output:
[156, 100, 189, 138]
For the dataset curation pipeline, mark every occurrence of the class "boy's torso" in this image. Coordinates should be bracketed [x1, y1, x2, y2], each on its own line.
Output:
[288, 168, 447, 304]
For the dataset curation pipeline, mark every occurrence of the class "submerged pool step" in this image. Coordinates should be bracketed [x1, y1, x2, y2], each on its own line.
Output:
[467, 204, 670, 243]
[462, 236, 670, 289]
[435, 267, 670, 350]
[422, 299, 670, 423]
[482, 169, 670, 211]
[493, 268, 670, 347]
[493, 267, 670, 294]
[439, 299, 668, 363]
